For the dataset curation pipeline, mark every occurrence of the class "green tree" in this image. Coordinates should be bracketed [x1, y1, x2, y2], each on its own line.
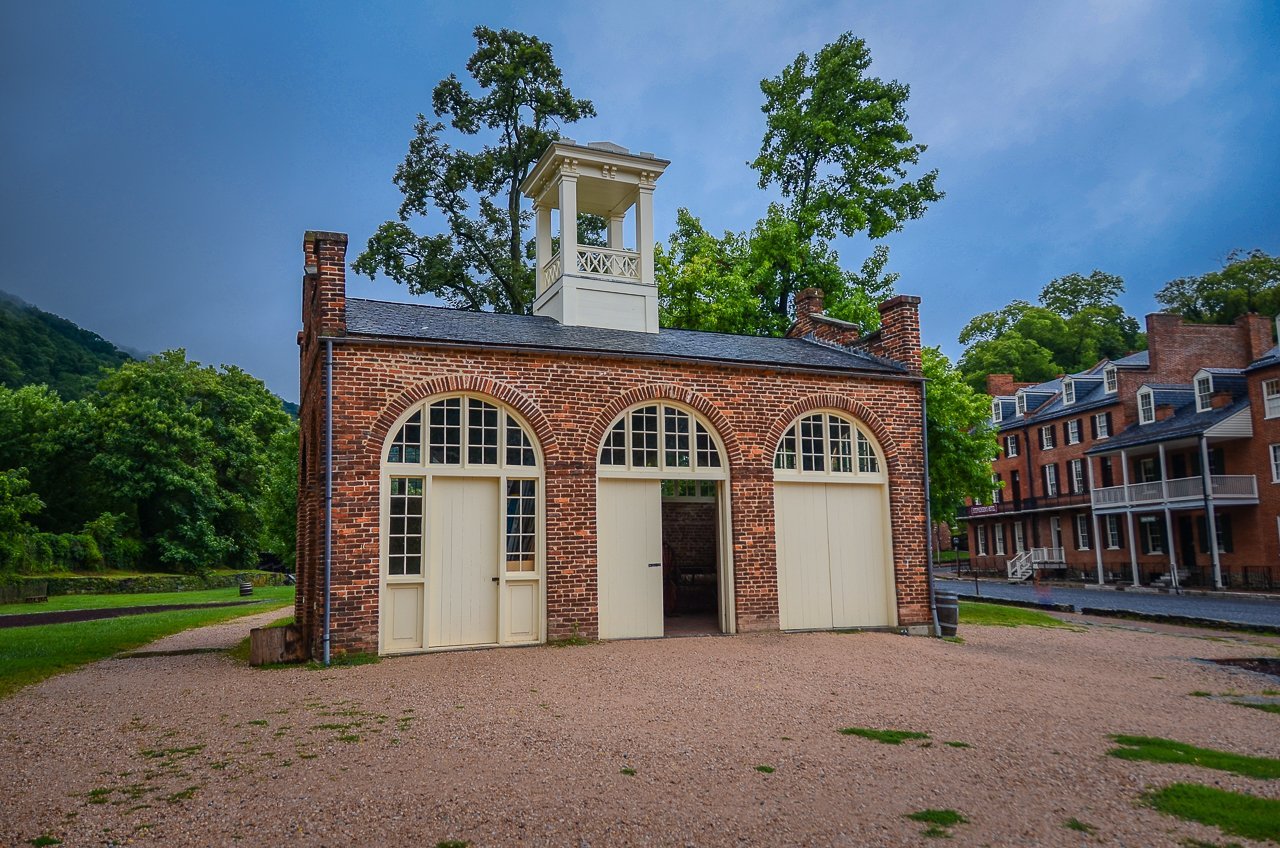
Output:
[957, 272, 1144, 391]
[91, 351, 290, 572]
[1155, 249, 1280, 324]
[923, 348, 998, 526]
[257, 422, 299, 569]
[751, 32, 941, 319]
[0, 467, 43, 571]
[354, 26, 596, 314]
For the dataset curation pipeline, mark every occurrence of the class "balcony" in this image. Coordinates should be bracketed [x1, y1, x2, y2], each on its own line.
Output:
[1090, 475, 1258, 512]
[541, 245, 641, 290]
[958, 492, 1091, 519]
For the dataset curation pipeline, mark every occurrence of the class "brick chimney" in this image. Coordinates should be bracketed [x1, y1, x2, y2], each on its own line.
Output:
[986, 374, 1036, 397]
[303, 231, 348, 338]
[1236, 312, 1275, 362]
[786, 288, 826, 338]
[871, 294, 923, 374]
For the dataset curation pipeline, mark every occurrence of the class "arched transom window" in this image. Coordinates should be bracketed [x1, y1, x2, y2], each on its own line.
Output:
[598, 403, 725, 475]
[774, 411, 884, 479]
[386, 395, 538, 470]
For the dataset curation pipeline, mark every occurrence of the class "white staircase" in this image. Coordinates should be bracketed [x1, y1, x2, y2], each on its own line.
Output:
[1006, 547, 1066, 582]
[1007, 552, 1033, 581]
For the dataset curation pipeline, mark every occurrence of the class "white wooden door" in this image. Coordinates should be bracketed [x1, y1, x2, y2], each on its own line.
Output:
[775, 482, 833, 630]
[597, 478, 663, 639]
[428, 477, 500, 648]
[775, 482, 893, 630]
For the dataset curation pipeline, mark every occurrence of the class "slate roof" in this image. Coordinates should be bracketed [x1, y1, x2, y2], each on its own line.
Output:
[343, 298, 911, 376]
[1247, 345, 1280, 372]
[1087, 393, 1249, 453]
[992, 374, 1119, 432]
[1112, 350, 1149, 367]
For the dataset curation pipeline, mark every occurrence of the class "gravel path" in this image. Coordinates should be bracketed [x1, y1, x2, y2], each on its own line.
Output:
[3, 616, 1279, 847]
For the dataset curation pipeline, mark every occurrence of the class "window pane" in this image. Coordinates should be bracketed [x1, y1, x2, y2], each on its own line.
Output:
[429, 398, 462, 464]
[829, 416, 853, 473]
[505, 415, 536, 467]
[505, 479, 536, 572]
[630, 406, 659, 468]
[774, 425, 797, 470]
[857, 429, 880, 473]
[799, 415, 825, 472]
[600, 418, 627, 466]
[467, 399, 500, 465]
[389, 476, 424, 575]
[387, 410, 422, 464]
[695, 421, 721, 468]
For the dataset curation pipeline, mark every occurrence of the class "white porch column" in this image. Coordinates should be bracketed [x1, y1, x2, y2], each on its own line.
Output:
[1087, 458, 1104, 584]
[1158, 443, 1179, 591]
[607, 213, 625, 250]
[635, 185, 655, 284]
[535, 202, 552, 294]
[1200, 435, 1223, 589]
[558, 172, 579, 275]
[1121, 449, 1139, 587]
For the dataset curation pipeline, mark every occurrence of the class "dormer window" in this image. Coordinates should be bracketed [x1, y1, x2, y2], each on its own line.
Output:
[1104, 365, 1117, 394]
[1138, 387, 1155, 425]
[991, 399, 1003, 423]
[1015, 392, 1027, 416]
[1062, 378, 1075, 406]
[1194, 372, 1213, 413]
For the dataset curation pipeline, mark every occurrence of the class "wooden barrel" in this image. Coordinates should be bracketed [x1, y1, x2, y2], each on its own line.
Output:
[239, 581, 253, 597]
[936, 591, 959, 637]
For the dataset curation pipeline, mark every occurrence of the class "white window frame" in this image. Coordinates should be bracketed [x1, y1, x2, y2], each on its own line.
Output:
[993, 524, 1006, 556]
[1075, 514, 1090, 550]
[1016, 392, 1027, 416]
[1040, 425, 1056, 450]
[773, 410, 885, 482]
[1005, 434, 1019, 458]
[1104, 365, 1118, 394]
[1195, 372, 1213, 413]
[1137, 387, 1155, 425]
[991, 399, 1003, 423]
[1066, 419, 1081, 445]
[976, 527, 988, 557]
[1013, 523, 1025, 553]
[602, 402, 727, 478]
[1094, 412, 1110, 440]
[1264, 379, 1280, 419]
[1044, 464, 1059, 497]
[1271, 444, 1280, 483]
[1106, 514, 1122, 549]
[1062, 378, 1075, 406]
[1069, 458, 1085, 494]
[1140, 516, 1164, 554]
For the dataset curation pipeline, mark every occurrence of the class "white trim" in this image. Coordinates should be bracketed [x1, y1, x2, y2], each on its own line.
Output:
[1075, 514, 1090, 550]
[1016, 392, 1027, 416]
[1264, 379, 1280, 419]
[1105, 514, 1122, 550]
[1005, 434, 1019, 458]
[993, 523, 1005, 556]
[976, 526, 988, 556]
[1271, 443, 1280, 483]
[1093, 412, 1110, 439]
[1194, 371, 1213, 413]
[1066, 419, 1081, 445]
[991, 398, 1003, 423]
[1137, 387, 1155, 425]
[772, 409, 887, 483]
[1062, 377, 1075, 406]
[1040, 425, 1055, 450]
[1104, 365, 1117, 394]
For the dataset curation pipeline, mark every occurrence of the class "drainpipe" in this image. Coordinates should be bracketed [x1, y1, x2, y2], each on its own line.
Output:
[1200, 436, 1222, 589]
[323, 339, 333, 667]
[921, 381, 940, 637]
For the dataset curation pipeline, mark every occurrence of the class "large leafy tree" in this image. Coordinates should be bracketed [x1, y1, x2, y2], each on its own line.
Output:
[750, 32, 941, 320]
[1155, 249, 1280, 324]
[354, 26, 596, 314]
[923, 348, 998, 526]
[957, 271, 1144, 392]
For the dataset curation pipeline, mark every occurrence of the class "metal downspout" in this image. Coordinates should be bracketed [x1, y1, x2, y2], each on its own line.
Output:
[921, 381, 940, 637]
[1200, 436, 1223, 589]
[323, 339, 333, 667]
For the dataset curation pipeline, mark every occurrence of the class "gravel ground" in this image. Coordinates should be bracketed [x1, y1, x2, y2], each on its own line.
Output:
[3, 615, 1280, 847]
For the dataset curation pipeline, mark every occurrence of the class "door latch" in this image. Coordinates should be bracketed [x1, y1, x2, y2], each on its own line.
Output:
[647, 562, 662, 568]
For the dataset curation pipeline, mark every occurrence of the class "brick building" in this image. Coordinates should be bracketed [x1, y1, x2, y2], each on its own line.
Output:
[963, 311, 1279, 589]
[295, 141, 931, 658]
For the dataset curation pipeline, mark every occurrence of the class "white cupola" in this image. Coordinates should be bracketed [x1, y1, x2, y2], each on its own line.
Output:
[520, 140, 668, 333]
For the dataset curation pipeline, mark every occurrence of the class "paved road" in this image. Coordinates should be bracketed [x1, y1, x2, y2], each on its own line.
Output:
[935, 577, 1280, 629]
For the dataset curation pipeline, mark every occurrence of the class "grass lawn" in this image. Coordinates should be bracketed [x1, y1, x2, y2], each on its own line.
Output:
[1144, 783, 1280, 843]
[1110, 735, 1280, 780]
[0, 590, 293, 699]
[959, 601, 1078, 629]
[0, 585, 294, 616]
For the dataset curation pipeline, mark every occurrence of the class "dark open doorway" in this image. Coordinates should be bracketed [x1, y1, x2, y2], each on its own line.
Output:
[661, 479, 720, 636]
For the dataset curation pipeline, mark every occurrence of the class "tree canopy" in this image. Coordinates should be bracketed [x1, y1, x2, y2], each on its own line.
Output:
[1155, 249, 1280, 325]
[957, 271, 1144, 392]
[923, 348, 998, 526]
[0, 290, 132, 400]
[354, 26, 596, 314]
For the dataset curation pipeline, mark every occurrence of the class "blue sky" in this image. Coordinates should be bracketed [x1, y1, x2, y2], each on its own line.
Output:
[2, 1, 1277, 400]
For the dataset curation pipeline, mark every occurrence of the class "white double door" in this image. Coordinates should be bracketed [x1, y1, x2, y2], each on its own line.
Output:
[596, 479, 665, 639]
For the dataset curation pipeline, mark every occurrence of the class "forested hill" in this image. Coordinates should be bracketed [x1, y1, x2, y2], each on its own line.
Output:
[0, 290, 133, 399]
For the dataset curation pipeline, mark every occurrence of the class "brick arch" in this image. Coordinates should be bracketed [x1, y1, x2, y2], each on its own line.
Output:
[765, 393, 902, 473]
[364, 375, 559, 462]
[586, 384, 745, 468]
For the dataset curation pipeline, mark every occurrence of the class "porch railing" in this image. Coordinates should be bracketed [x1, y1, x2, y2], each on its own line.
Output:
[1090, 475, 1258, 509]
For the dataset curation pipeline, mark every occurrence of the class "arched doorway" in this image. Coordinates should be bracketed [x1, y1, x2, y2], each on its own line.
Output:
[379, 393, 544, 653]
[595, 401, 734, 638]
[772, 410, 895, 630]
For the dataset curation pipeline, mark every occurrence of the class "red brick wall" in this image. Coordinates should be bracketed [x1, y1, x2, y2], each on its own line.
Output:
[297, 234, 930, 656]
[662, 500, 718, 570]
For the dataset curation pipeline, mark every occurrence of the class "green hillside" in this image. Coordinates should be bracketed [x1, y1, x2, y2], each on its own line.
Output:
[0, 290, 133, 399]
